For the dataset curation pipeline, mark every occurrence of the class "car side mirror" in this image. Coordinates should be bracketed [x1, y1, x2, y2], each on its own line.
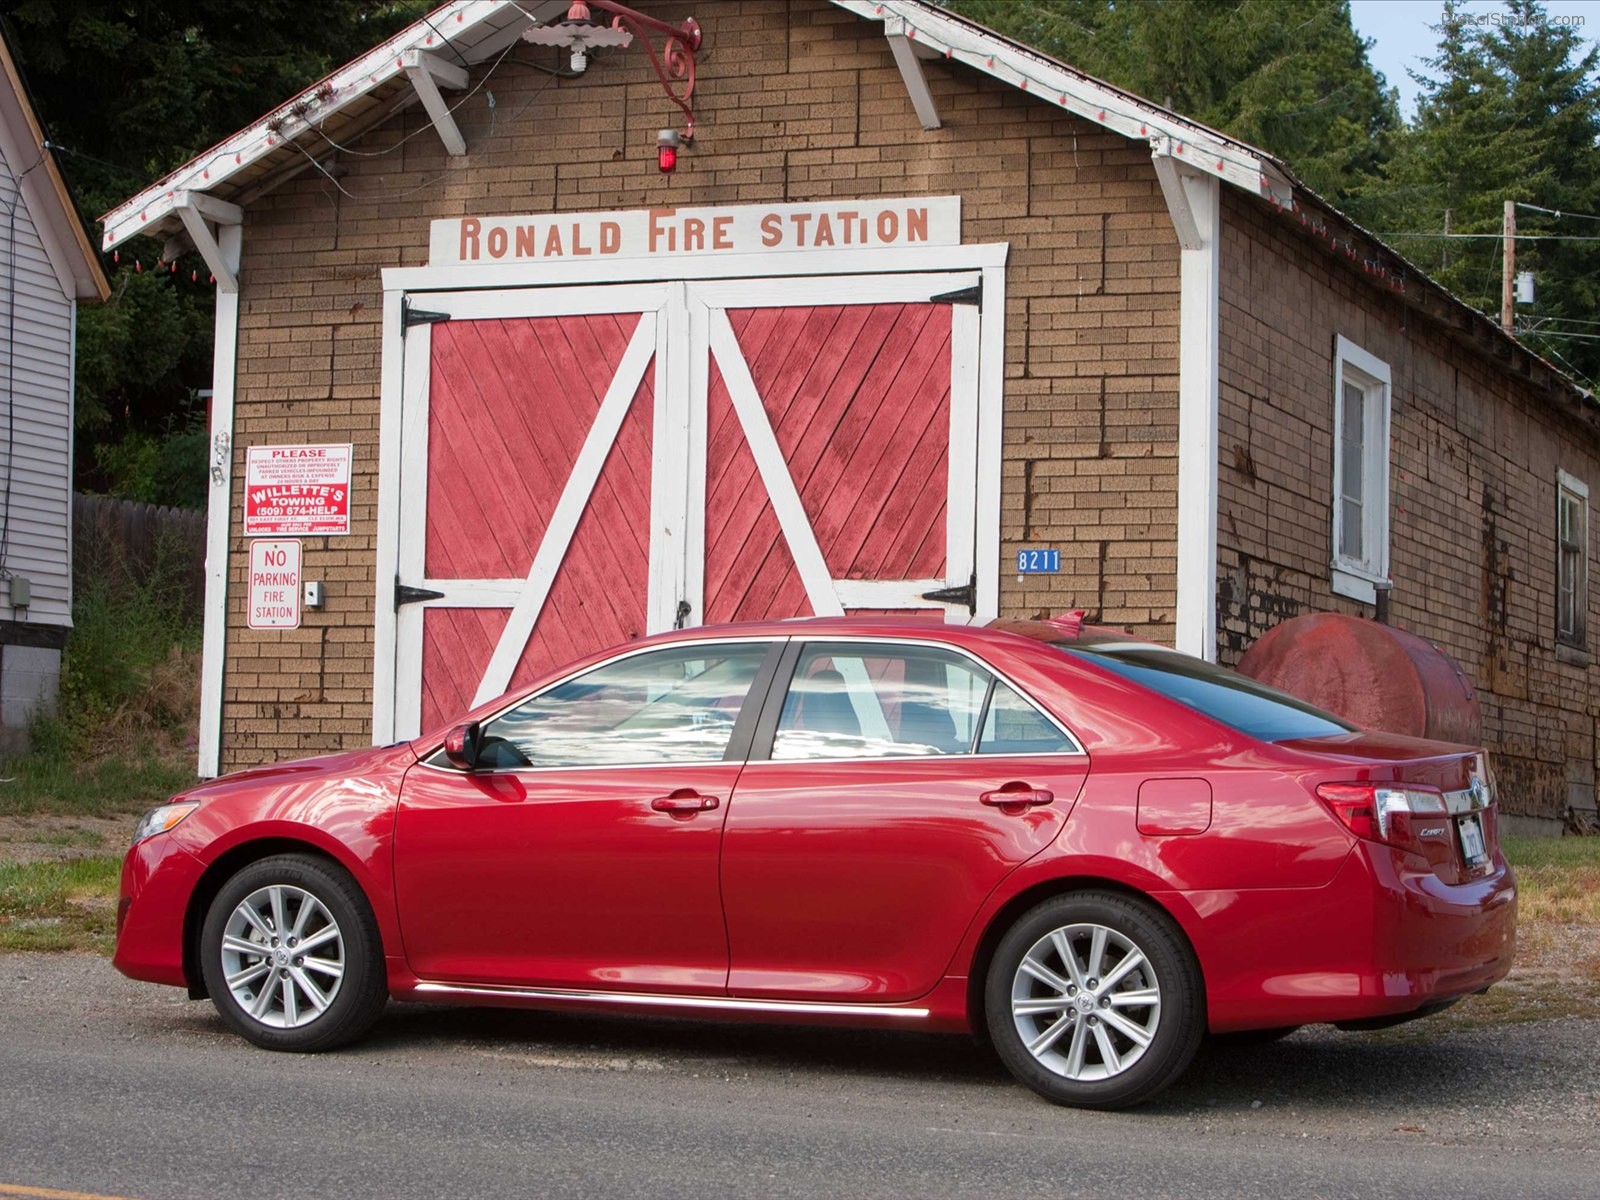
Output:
[442, 721, 483, 771]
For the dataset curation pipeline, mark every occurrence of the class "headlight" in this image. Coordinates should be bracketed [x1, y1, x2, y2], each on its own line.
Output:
[132, 801, 200, 845]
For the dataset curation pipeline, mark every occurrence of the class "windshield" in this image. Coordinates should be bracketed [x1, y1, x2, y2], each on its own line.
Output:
[1059, 641, 1356, 743]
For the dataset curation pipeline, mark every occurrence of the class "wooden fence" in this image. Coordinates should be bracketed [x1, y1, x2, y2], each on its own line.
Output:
[72, 493, 206, 618]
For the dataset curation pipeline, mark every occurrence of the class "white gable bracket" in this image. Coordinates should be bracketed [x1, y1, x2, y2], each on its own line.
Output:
[173, 191, 243, 294]
[836, 1, 1292, 204]
[883, 17, 941, 130]
[402, 50, 470, 157]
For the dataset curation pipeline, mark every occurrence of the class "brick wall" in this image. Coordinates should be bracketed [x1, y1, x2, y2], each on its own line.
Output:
[1217, 187, 1600, 826]
[218, 0, 1182, 770]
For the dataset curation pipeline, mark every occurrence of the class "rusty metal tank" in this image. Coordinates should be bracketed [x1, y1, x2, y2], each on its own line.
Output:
[1235, 613, 1481, 746]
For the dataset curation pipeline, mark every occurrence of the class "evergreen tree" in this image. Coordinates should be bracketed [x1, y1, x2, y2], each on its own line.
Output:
[1360, 1, 1600, 386]
[0, 0, 426, 503]
[949, 0, 1399, 203]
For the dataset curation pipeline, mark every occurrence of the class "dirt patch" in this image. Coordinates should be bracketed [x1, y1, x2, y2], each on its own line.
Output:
[0, 814, 132, 864]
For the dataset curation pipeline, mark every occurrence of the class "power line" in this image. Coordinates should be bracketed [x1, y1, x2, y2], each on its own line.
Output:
[1377, 232, 1600, 242]
[1517, 202, 1600, 225]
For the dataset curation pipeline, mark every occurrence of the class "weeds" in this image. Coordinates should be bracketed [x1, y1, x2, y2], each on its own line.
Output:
[0, 855, 121, 952]
[0, 524, 200, 818]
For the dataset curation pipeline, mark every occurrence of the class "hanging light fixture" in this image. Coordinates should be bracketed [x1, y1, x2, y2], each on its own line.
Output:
[520, 1, 634, 73]
[523, 1, 703, 150]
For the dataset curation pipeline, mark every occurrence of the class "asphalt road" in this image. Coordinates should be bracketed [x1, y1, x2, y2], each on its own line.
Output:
[0, 954, 1595, 1200]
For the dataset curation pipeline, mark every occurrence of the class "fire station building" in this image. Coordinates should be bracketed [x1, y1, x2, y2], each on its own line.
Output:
[102, 0, 1600, 833]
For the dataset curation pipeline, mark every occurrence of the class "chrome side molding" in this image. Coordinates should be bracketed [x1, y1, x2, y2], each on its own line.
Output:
[412, 981, 930, 1019]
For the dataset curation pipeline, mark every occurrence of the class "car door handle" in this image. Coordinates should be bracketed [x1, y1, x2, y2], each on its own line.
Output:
[651, 791, 720, 813]
[980, 785, 1054, 809]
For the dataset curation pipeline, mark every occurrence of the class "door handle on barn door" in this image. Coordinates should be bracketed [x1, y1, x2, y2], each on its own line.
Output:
[650, 790, 719, 814]
[980, 784, 1054, 810]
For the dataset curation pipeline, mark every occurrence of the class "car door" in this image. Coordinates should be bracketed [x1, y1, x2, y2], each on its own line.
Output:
[394, 639, 779, 992]
[720, 640, 1090, 1003]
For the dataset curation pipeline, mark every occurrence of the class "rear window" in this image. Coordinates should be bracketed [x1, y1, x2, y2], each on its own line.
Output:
[1059, 641, 1355, 743]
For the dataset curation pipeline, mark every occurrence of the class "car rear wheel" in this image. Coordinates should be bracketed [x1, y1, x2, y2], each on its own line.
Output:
[199, 854, 388, 1052]
[985, 891, 1205, 1110]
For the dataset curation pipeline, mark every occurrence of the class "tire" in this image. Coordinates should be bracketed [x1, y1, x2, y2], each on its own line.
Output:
[199, 853, 388, 1052]
[984, 891, 1205, 1110]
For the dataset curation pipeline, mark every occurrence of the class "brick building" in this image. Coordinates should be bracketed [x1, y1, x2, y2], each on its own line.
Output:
[101, 0, 1598, 832]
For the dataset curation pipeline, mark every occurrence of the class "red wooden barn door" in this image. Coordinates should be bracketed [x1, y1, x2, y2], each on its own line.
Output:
[688, 273, 980, 626]
[386, 273, 986, 740]
[393, 285, 668, 737]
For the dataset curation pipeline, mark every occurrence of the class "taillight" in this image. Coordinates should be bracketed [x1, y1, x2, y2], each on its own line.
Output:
[1316, 783, 1447, 848]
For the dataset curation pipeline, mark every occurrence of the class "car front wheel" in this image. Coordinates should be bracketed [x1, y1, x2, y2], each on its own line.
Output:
[199, 853, 388, 1052]
[985, 891, 1205, 1110]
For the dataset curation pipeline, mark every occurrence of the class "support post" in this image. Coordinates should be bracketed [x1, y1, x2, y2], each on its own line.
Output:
[1153, 143, 1222, 661]
[1501, 199, 1516, 334]
[197, 223, 243, 778]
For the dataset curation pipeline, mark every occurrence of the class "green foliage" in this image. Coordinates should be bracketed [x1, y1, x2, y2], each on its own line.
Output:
[93, 411, 210, 510]
[0, 855, 121, 950]
[1353, 1, 1600, 386]
[1, 527, 201, 816]
[949, 0, 1399, 203]
[0, 0, 430, 496]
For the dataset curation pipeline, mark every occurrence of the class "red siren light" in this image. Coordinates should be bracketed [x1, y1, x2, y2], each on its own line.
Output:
[657, 128, 680, 174]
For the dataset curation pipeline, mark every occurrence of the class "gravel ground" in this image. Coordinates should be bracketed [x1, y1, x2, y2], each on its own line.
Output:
[0, 952, 1595, 1199]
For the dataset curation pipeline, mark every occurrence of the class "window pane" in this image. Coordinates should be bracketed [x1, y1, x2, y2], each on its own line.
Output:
[478, 644, 768, 768]
[978, 682, 1075, 755]
[772, 644, 990, 760]
[1341, 382, 1365, 445]
[1060, 642, 1355, 743]
[1340, 440, 1363, 502]
[1340, 497, 1363, 560]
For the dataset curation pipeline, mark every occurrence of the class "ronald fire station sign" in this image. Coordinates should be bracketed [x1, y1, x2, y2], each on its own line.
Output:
[431, 196, 961, 266]
[243, 444, 353, 537]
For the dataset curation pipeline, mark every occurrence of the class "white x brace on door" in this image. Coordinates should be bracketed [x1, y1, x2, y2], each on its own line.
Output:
[374, 255, 1006, 743]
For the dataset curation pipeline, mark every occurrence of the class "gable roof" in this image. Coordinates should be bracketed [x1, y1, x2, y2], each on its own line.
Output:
[97, 0, 1591, 413]
[0, 37, 107, 302]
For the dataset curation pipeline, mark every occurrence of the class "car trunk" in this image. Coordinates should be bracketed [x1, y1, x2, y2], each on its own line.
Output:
[1279, 731, 1500, 886]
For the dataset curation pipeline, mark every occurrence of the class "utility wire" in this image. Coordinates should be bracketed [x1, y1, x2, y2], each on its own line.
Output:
[1516, 202, 1600, 225]
[1377, 232, 1600, 242]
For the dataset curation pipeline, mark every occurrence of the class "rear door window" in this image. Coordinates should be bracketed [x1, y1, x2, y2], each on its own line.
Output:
[1060, 641, 1354, 742]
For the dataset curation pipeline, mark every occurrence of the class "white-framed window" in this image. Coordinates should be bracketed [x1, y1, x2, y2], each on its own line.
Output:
[1330, 335, 1393, 603]
[1557, 469, 1588, 652]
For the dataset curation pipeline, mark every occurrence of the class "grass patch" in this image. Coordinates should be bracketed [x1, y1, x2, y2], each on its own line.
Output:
[0, 526, 200, 819]
[0, 748, 197, 818]
[0, 855, 121, 952]
[1503, 835, 1600, 926]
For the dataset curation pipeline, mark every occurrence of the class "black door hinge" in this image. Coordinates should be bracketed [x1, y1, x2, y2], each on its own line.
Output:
[930, 281, 982, 306]
[403, 298, 450, 330]
[395, 579, 446, 609]
[674, 600, 692, 629]
[920, 574, 977, 614]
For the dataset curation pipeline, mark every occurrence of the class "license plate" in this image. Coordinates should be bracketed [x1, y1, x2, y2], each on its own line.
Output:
[1458, 812, 1488, 866]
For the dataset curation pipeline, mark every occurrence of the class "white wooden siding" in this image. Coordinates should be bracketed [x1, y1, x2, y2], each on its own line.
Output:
[0, 146, 73, 627]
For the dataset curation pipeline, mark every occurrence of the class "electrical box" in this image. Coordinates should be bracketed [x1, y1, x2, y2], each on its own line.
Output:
[10, 576, 30, 608]
[1516, 271, 1536, 305]
[303, 581, 325, 609]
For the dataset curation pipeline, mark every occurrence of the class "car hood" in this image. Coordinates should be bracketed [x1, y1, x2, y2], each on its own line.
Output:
[183, 743, 419, 797]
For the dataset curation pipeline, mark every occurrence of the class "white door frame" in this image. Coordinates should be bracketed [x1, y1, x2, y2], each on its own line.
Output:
[375, 244, 1008, 744]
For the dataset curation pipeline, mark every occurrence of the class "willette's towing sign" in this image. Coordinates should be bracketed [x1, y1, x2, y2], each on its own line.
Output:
[244, 444, 352, 537]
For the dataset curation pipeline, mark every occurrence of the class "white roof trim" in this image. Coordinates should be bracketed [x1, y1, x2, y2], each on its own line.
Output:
[100, 1, 560, 251]
[104, 0, 1302, 254]
[838, 0, 1294, 206]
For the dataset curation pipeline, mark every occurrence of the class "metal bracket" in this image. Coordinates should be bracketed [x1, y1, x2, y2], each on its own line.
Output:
[931, 282, 981, 306]
[395, 580, 447, 608]
[403, 299, 451, 330]
[920, 574, 977, 614]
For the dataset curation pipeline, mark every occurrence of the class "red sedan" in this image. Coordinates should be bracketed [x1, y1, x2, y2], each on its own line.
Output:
[114, 617, 1516, 1109]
